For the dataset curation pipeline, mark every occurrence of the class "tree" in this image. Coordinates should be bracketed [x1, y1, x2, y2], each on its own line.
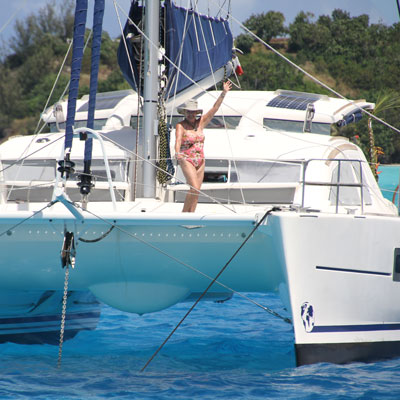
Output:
[238, 52, 304, 91]
[235, 34, 254, 54]
[244, 11, 287, 43]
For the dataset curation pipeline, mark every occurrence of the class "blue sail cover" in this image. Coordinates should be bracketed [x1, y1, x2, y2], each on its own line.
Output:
[65, 0, 88, 151]
[165, 1, 233, 96]
[117, 0, 233, 97]
[85, 0, 105, 162]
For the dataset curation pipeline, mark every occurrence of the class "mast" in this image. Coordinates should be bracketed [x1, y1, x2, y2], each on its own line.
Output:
[142, 0, 159, 198]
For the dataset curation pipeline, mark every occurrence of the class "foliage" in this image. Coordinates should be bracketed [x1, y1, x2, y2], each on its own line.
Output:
[0, 1, 124, 139]
[234, 11, 287, 54]
[235, 34, 254, 54]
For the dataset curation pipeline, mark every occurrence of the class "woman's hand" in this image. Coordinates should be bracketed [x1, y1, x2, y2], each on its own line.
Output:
[223, 81, 232, 93]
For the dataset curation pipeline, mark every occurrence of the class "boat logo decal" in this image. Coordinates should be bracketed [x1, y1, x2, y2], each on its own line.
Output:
[301, 302, 315, 332]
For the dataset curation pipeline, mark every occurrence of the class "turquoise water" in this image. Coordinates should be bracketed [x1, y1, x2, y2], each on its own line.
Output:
[1, 292, 400, 399]
[1, 167, 400, 399]
[378, 164, 400, 204]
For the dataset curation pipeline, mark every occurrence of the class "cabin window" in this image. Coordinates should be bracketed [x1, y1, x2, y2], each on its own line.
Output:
[1, 159, 56, 181]
[174, 159, 299, 204]
[70, 159, 129, 182]
[204, 160, 229, 183]
[207, 116, 242, 129]
[49, 119, 107, 133]
[179, 159, 301, 185]
[1, 158, 128, 203]
[132, 115, 242, 130]
[263, 118, 331, 135]
[230, 160, 301, 183]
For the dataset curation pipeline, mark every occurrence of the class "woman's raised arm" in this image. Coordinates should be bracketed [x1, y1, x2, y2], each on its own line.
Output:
[201, 81, 232, 128]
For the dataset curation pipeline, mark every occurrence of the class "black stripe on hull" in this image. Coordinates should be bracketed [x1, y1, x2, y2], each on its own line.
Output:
[0, 329, 82, 345]
[296, 341, 400, 366]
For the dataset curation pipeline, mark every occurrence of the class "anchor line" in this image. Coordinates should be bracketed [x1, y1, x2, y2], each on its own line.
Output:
[0, 200, 58, 238]
[78, 224, 115, 243]
[57, 264, 70, 368]
[140, 206, 281, 373]
[58, 230, 76, 367]
[73, 203, 291, 324]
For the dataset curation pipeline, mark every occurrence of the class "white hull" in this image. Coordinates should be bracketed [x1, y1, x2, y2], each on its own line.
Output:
[269, 211, 400, 365]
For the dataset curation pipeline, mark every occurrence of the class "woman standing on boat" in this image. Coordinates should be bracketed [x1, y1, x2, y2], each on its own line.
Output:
[175, 81, 232, 212]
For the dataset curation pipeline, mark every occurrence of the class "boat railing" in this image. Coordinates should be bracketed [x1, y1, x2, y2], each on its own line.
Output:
[300, 158, 365, 214]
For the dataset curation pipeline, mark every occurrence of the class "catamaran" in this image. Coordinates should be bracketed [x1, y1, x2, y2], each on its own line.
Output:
[1, 0, 400, 367]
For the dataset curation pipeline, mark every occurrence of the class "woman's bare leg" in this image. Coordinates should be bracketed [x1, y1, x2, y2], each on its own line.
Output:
[179, 160, 205, 212]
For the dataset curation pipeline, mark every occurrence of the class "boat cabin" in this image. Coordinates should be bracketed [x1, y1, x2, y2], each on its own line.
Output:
[0, 89, 394, 216]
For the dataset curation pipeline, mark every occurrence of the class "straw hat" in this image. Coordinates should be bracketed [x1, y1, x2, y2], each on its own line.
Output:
[177, 99, 202, 115]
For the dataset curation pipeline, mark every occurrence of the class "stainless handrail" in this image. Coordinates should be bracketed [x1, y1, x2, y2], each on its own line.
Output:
[301, 158, 365, 213]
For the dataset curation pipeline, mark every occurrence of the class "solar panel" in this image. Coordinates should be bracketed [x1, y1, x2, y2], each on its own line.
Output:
[77, 90, 133, 112]
[267, 94, 316, 110]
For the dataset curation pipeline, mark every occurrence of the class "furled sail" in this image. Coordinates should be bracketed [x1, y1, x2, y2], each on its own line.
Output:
[64, 0, 88, 154]
[117, 0, 233, 98]
[60, 0, 105, 197]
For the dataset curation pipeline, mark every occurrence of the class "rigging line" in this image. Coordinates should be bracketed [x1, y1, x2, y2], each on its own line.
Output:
[0, 0, 27, 35]
[32, 39, 73, 136]
[6, 30, 92, 202]
[113, 0, 142, 108]
[212, 0, 400, 136]
[0, 200, 57, 238]
[97, 132, 238, 213]
[73, 203, 289, 323]
[140, 206, 281, 372]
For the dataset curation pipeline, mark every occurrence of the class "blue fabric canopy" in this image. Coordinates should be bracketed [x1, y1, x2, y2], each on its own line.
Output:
[165, 0, 233, 93]
[118, 0, 233, 98]
[165, 1, 233, 96]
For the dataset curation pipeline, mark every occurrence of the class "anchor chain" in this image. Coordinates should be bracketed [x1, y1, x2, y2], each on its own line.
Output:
[57, 231, 76, 368]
